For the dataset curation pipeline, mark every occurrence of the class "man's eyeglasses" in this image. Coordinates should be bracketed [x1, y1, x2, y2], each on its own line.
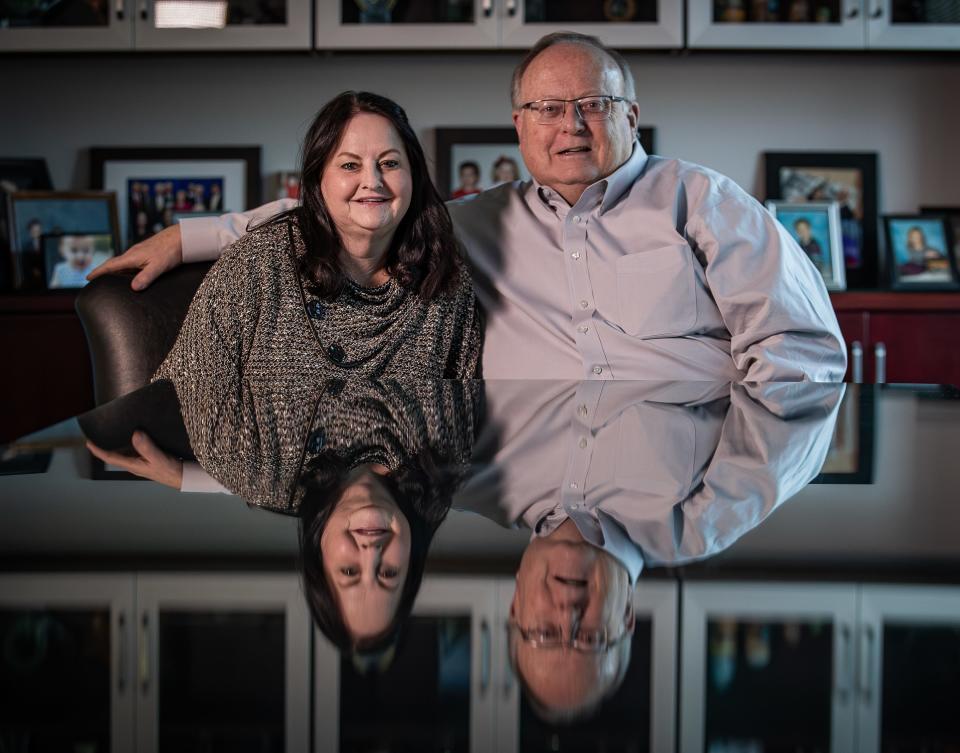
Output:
[508, 619, 629, 653]
[519, 95, 628, 125]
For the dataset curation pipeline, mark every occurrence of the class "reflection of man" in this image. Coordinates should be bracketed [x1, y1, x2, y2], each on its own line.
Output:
[91, 32, 845, 382]
[455, 380, 843, 720]
[793, 218, 824, 269]
[451, 161, 482, 199]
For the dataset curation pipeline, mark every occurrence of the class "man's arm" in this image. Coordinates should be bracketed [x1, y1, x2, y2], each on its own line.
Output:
[687, 186, 847, 382]
[87, 199, 297, 290]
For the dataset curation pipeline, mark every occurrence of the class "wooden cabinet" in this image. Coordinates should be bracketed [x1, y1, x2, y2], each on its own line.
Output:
[831, 292, 960, 387]
[0, 294, 94, 443]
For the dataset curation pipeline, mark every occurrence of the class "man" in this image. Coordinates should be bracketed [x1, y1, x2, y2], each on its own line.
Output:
[89, 32, 845, 382]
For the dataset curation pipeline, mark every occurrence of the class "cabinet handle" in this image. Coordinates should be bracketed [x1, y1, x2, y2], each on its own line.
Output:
[503, 619, 515, 699]
[851, 341, 863, 383]
[506, 0, 517, 17]
[117, 611, 128, 694]
[479, 618, 491, 695]
[481, 0, 492, 18]
[836, 623, 853, 704]
[846, 3, 859, 19]
[859, 624, 875, 702]
[116, 0, 124, 21]
[870, 4, 883, 18]
[874, 342, 886, 384]
[140, 0, 148, 21]
[139, 612, 151, 693]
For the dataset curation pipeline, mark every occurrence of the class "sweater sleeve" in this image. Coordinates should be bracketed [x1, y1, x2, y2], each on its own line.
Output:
[445, 263, 483, 378]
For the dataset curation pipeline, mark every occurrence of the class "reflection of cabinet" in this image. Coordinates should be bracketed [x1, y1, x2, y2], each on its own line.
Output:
[0, 0, 133, 52]
[0, 573, 310, 753]
[831, 292, 960, 386]
[689, 0, 960, 50]
[680, 582, 960, 753]
[314, 0, 682, 50]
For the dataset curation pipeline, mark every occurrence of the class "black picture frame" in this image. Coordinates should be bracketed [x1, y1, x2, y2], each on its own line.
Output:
[89, 146, 261, 248]
[765, 152, 879, 289]
[7, 190, 121, 292]
[813, 384, 875, 484]
[883, 213, 959, 291]
[436, 126, 656, 202]
[920, 206, 960, 274]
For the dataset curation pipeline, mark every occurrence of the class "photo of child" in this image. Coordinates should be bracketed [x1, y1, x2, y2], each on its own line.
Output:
[43, 233, 114, 289]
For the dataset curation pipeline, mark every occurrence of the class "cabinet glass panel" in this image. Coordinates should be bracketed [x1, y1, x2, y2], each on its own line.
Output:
[338, 615, 471, 752]
[712, 0, 843, 23]
[517, 618, 653, 753]
[523, 0, 657, 23]
[880, 623, 960, 751]
[891, 0, 960, 23]
[0, 608, 111, 751]
[0, 0, 109, 28]
[704, 618, 832, 752]
[222, 0, 286, 25]
[340, 0, 474, 25]
[157, 610, 285, 751]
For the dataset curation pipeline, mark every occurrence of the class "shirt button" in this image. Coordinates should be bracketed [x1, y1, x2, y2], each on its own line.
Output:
[577, 404, 588, 417]
[327, 343, 346, 364]
[571, 251, 580, 260]
[579, 437, 588, 449]
[593, 366, 603, 375]
[577, 325, 589, 334]
[579, 300, 589, 309]
[572, 215, 581, 224]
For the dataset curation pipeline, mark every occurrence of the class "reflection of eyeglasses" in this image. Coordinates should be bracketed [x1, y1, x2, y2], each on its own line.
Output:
[508, 619, 629, 653]
[519, 95, 628, 125]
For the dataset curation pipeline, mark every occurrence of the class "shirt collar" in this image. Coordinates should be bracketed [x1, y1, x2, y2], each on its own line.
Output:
[529, 140, 649, 218]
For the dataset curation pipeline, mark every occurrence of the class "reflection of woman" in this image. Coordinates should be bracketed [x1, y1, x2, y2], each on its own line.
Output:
[492, 155, 521, 185]
[154, 90, 481, 388]
[899, 226, 947, 276]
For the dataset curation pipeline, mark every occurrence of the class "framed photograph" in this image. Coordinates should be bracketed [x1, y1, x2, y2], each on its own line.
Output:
[1, 158, 53, 288]
[766, 200, 846, 290]
[814, 384, 875, 484]
[42, 233, 116, 289]
[765, 152, 878, 289]
[7, 190, 120, 291]
[435, 126, 656, 202]
[90, 147, 261, 248]
[883, 214, 958, 290]
[920, 206, 960, 271]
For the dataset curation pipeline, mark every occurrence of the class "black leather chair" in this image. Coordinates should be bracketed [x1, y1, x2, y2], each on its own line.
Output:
[75, 263, 212, 406]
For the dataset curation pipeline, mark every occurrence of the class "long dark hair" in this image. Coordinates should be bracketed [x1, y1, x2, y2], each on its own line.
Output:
[267, 91, 460, 301]
[297, 451, 456, 655]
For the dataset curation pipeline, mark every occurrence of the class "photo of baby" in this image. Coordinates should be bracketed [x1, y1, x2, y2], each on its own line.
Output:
[43, 233, 115, 289]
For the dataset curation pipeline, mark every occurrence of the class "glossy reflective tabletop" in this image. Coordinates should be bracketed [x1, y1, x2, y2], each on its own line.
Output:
[2, 381, 959, 753]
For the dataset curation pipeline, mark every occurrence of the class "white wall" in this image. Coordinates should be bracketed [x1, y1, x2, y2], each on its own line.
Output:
[2, 51, 959, 211]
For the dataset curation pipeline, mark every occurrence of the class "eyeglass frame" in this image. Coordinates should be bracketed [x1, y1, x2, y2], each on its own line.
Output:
[507, 618, 631, 654]
[518, 95, 630, 124]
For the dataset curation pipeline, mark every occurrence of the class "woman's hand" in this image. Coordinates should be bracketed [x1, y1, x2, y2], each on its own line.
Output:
[86, 224, 184, 291]
[86, 431, 183, 489]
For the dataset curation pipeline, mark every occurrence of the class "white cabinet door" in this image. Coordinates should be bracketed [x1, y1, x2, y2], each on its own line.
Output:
[681, 582, 858, 753]
[315, 0, 498, 49]
[0, 0, 133, 51]
[0, 573, 136, 753]
[494, 578, 678, 753]
[866, 0, 960, 49]
[135, 573, 310, 753]
[500, 0, 683, 49]
[314, 575, 498, 753]
[856, 585, 960, 753]
[133, 0, 310, 49]
[688, 0, 866, 48]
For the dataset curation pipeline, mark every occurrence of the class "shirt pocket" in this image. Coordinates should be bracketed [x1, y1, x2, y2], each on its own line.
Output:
[615, 244, 697, 337]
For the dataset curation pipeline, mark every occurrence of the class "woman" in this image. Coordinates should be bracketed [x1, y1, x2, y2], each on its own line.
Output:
[154, 90, 480, 391]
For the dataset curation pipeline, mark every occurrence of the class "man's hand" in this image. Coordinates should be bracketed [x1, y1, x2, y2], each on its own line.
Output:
[87, 431, 183, 489]
[86, 224, 183, 291]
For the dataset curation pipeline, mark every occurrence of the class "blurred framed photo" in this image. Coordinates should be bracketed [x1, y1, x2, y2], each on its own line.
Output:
[1, 158, 53, 288]
[90, 146, 261, 248]
[765, 152, 878, 288]
[920, 206, 960, 271]
[883, 214, 958, 290]
[7, 190, 119, 291]
[42, 233, 116, 289]
[435, 125, 655, 201]
[814, 385, 874, 484]
[766, 200, 846, 290]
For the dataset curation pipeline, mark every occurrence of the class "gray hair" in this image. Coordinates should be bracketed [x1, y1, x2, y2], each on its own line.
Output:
[510, 31, 637, 109]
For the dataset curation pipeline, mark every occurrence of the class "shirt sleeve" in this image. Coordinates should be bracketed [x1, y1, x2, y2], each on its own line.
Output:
[686, 187, 847, 382]
[179, 198, 298, 263]
[180, 461, 232, 494]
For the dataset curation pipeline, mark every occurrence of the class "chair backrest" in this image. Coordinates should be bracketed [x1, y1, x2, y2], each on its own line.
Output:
[75, 263, 212, 406]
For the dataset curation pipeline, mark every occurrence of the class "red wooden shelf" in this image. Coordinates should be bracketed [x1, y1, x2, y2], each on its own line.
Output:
[830, 291, 960, 312]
